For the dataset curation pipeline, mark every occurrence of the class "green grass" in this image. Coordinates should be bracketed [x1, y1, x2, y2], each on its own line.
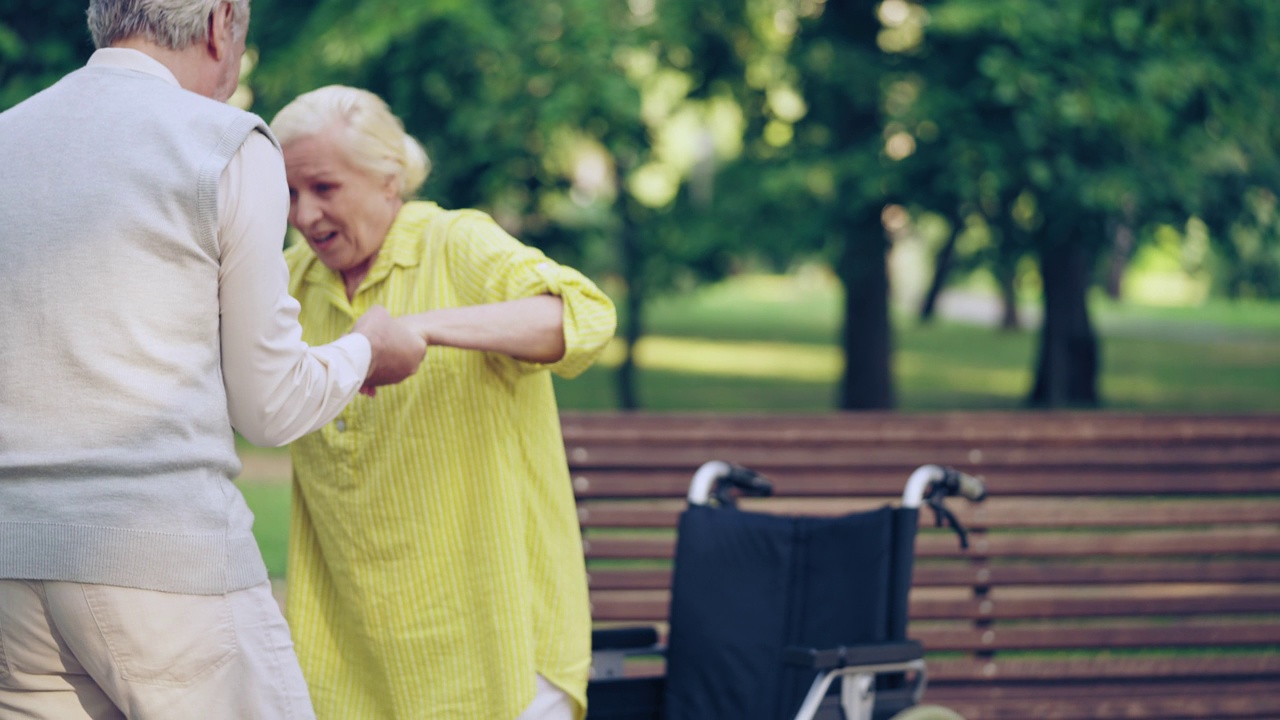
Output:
[237, 481, 290, 577]
[552, 274, 1280, 412]
[642, 271, 842, 346]
[1094, 295, 1280, 338]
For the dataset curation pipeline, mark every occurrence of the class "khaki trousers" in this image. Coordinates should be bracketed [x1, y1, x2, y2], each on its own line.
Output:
[0, 579, 314, 720]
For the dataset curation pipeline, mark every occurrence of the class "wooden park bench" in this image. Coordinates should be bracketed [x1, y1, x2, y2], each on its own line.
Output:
[562, 411, 1280, 720]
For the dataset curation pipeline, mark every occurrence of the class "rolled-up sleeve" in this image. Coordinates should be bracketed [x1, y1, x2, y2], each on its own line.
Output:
[445, 211, 617, 379]
[216, 131, 371, 446]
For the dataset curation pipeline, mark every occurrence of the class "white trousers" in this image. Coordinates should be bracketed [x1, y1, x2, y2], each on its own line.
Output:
[516, 674, 575, 720]
[0, 579, 315, 720]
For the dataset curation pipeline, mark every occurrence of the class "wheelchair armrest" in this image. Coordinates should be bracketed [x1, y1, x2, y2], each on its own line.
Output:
[783, 640, 923, 671]
[785, 641, 928, 720]
[592, 627, 662, 652]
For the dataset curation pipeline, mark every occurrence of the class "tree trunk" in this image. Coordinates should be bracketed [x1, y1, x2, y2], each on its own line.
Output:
[1104, 219, 1134, 300]
[995, 215, 1022, 331]
[616, 197, 641, 410]
[617, 293, 641, 410]
[1028, 224, 1100, 407]
[918, 225, 958, 324]
[837, 208, 895, 409]
[996, 264, 1020, 331]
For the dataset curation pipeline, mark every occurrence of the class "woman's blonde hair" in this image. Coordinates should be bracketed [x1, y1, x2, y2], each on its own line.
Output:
[270, 86, 430, 200]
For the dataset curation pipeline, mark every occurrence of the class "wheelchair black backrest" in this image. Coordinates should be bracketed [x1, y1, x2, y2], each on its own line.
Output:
[662, 503, 919, 719]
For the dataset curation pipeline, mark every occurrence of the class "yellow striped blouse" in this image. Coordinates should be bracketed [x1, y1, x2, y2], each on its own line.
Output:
[283, 201, 616, 720]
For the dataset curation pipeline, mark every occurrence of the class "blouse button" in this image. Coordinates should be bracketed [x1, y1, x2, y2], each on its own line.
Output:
[336, 419, 347, 432]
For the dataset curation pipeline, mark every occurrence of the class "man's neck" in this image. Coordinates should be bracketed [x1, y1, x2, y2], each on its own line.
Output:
[111, 38, 213, 98]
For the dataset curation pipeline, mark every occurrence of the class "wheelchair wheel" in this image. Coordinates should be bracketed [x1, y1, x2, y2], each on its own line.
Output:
[889, 704, 966, 720]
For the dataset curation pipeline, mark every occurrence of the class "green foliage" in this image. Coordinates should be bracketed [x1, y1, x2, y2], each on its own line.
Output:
[251, 0, 648, 278]
[923, 0, 1280, 254]
[0, 0, 93, 110]
[9, 0, 1280, 413]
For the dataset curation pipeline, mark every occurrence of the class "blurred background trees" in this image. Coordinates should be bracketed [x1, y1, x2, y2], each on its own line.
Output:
[4, 0, 1279, 410]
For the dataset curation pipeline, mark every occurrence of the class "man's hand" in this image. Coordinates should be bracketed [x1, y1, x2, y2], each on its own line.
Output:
[351, 306, 427, 396]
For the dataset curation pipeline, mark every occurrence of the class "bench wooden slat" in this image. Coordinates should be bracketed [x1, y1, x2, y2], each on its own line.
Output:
[913, 588, 1280, 620]
[917, 559, 1280, 586]
[916, 619, 1280, 651]
[929, 677, 1280, 700]
[928, 654, 1280, 682]
[578, 497, 1280, 528]
[582, 526, 1280, 560]
[590, 586, 1280, 622]
[585, 559, 1280, 590]
[561, 412, 1280, 444]
[571, 469, 1280, 497]
[573, 620, 1280, 653]
[959, 527, 1280, 557]
[610, 656, 1280, 684]
[934, 691, 1280, 720]
[567, 445, 1280, 470]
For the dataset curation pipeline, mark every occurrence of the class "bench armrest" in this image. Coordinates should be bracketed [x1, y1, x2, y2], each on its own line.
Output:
[591, 627, 665, 681]
[592, 627, 662, 652]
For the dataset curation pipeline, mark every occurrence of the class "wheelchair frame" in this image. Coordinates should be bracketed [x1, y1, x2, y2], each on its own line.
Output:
[589, 461, 984, 720]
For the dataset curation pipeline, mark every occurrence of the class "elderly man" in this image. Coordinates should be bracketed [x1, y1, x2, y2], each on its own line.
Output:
[0, 1, 426, 718]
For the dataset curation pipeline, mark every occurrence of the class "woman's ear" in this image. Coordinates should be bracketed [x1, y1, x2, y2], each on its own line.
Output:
[383, 173, 401, 199]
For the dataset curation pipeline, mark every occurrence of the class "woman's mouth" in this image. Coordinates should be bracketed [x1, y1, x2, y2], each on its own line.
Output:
[310, 231, 338, 248]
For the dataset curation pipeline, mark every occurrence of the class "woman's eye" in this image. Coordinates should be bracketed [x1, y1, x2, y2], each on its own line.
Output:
[315, 183, 335, 195]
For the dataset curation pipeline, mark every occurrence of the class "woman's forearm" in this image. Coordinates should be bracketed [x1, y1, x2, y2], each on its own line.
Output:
[401, 295, 566, 363]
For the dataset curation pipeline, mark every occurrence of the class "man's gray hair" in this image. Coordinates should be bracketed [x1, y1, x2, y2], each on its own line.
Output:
[87, 0, 250, 50]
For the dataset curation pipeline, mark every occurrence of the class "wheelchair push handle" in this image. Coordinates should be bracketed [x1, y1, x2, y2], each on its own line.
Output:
[943, 466, 986, 503]
[902, 464, 985, 507]
[688, 460, 774, 507]
[904, 464, 986, 550]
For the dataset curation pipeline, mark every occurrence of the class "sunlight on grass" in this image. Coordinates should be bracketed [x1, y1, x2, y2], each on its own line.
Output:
[597, 336, 842, 382]
[609, 272, 1280, 411]
[643, 267, 841, 345]
[896, 350, 1032, 395]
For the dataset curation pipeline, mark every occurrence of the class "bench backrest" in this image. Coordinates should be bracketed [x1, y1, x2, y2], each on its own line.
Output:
[563, 412, 1280, 720]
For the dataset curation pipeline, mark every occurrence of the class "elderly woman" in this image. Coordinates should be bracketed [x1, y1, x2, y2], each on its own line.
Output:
[270, 86, 616, 720]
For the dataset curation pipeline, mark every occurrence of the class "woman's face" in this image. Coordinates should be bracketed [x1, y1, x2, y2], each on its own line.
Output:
[282, 127, 402, 278]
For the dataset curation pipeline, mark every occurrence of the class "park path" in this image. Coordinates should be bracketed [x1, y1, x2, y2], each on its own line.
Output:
[238, 451, 291, 483]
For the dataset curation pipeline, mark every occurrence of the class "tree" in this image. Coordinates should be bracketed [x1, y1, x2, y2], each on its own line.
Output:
[1, 0, 93, 111]
[918, 0, 1280, 406]
[665, 0, 910, 409]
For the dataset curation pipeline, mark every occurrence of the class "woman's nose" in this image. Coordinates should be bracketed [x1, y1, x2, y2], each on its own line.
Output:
[291, 192, 320, 229]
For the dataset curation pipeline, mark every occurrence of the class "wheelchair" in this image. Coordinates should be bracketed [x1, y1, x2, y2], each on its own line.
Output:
[587, 460, 985, 720]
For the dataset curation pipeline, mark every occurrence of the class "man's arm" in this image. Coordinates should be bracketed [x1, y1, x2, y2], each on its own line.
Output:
[217, 131, 423, 446]
[353, 305, 430, 394]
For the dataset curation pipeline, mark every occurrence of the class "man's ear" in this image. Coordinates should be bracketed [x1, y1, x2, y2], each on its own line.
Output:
[207, 1, 236, 61]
